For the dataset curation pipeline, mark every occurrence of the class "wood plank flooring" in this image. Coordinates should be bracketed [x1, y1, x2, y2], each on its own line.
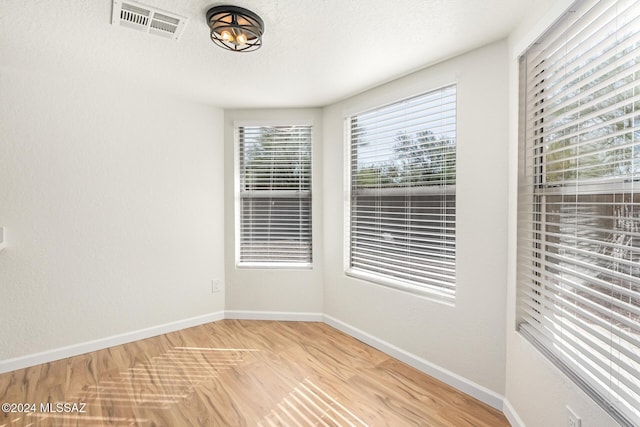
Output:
[0, 320, 509, 426]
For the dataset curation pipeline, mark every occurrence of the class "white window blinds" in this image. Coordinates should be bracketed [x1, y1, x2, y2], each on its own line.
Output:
[237, 125, 312, 266]
[348, 86, 456, 301]
[517, 1, 640, 425]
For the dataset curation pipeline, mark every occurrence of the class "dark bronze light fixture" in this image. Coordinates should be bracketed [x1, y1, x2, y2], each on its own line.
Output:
[206, 5, 264, 52]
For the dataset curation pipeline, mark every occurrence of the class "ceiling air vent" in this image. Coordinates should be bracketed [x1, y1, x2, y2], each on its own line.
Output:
[111, 0, 188, 41]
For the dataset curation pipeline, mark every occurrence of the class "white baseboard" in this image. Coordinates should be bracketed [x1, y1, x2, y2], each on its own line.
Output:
[225, 310, 323, 322]
[0, 311, 225, 375]
[503, 398, 526, 427]
[1, 309, 510, 418]
[323, 314, 505, 411]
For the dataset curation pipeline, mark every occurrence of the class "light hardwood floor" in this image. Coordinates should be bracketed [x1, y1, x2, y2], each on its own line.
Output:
[0, 320, 509, 426]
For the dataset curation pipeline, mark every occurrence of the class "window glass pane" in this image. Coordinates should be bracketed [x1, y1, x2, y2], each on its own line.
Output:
[237, 125, 312, 266]
[349, 86, 457, 300]
[517, 1, 640, 424]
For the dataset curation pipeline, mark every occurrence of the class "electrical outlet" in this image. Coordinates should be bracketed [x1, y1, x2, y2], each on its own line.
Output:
[212, 279, 221, 293]
[567, 406, 581, 427]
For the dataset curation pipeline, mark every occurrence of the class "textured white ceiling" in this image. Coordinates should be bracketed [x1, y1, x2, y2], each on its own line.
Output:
[1, 0, 535, 108]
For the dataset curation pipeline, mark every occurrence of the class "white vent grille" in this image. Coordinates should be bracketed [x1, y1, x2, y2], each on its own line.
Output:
[111, 0, 188, 40]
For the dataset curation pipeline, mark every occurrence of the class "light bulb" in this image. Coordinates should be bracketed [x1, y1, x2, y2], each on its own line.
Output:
[220, 30, 232, 42]
[236, 33, 248, 45]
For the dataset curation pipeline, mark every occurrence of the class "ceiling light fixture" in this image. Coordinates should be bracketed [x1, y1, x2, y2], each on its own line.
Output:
[206, 5, 264, 52]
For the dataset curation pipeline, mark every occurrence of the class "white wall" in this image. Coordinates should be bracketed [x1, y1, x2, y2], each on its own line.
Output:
[322, 40, 510, 396]
[504, 1, 619, 426]
[223, 109, 324, 315]
[0, 66, 225, 361]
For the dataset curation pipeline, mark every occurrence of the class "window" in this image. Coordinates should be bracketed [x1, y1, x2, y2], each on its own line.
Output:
[517, 1, 640, 424]
[347, 86, 457, 302]
[236, 125, 312, 267]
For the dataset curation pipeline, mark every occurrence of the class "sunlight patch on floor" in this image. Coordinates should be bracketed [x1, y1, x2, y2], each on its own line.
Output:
[14, 347, 258, 424]
[259, 378, 369, 427]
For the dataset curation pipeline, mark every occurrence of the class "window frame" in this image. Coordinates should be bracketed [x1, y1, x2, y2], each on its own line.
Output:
[344, 85, 458, 304]
[234, 121, 313, 269]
